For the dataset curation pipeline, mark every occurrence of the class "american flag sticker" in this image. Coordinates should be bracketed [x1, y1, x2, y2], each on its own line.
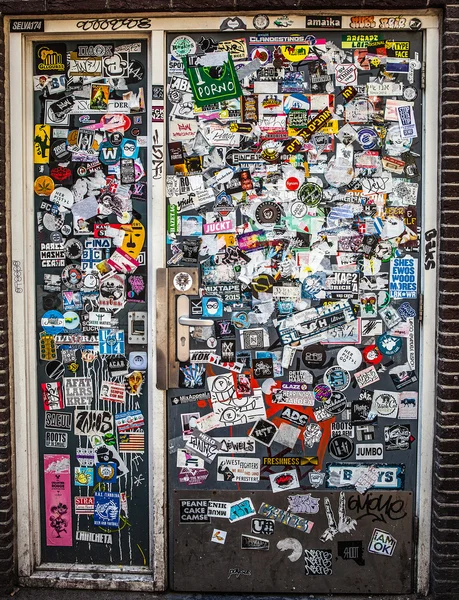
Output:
[119, 431, 145, 453]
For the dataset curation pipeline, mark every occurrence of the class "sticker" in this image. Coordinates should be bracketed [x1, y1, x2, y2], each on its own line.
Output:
[249, 419, 278, 447]
[173, 271, 193, 291]
[337, 541, 365, 565]
[253, 14, 270, 30]
[179, 499, 210, 523]
[207, 501, 230, 518]
[241, 534, 269, 550]
[305, 549, 333, 575]
[258, 502, 313, 533]
[217, 457, 260, 483]
[44, 455, 72, 546]
[269, 469, 300, 493]
[368, 528, 397, 557]
[94, 491, 120, 528]
[328, 436, 355, 460]
[211, 529, 227, 544]
[228, 497, 255, 522]
[287, 494, 320, 514]
[355, 444, 384, 460]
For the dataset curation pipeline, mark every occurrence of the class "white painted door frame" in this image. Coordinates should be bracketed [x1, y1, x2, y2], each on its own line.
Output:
[6, 10, 439, 594]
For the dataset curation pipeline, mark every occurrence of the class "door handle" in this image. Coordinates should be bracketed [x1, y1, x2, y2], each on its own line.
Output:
[156, 267, 199, 390]
[178, 316, 214, 327]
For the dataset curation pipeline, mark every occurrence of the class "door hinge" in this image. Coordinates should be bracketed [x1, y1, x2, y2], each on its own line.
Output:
[418, 293, 424, 323]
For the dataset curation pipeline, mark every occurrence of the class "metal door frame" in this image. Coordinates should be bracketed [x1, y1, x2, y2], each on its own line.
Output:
[6, 10, 439, 593]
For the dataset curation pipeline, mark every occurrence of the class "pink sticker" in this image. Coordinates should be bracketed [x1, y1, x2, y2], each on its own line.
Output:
[178, 467, 209, 486]
[44, 454, 73, 546]
[203, 220, 233, 235]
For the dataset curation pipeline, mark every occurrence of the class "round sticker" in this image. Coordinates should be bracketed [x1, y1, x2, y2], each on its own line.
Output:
[173, 272, 193, 292]
[302, 344, 326, 369]
[207, 337, 217, 349]
[41, 310, 65, 335]
[61, 224, 72, 236]
[373, 391, 399, 417]
[297, 181, 322, 207]
[63, 238, 83, 260]
[377, 333, 403, 356]
[170, 35, 197, 59]
[362, 344, 383, 365]
[109, 131, 124, 146]
[253, 14, 270, 30]
[61, 264, 84, 290]
[323, 391, 347, 415]
[43, 213, 64, 232]
[255, 201, 281, 225]
[324, 366, 351, 392]
[250, 47, 270, 64]
[34, 176, 54, 196]
[50, 231, 63, 244]
[337, 347, 362, 371]
[328, 435, 354, 460]
[50, 139, 71, 162]
[126, 60, 145, 84]
[83, 273, 98, 289]
[45, 360, 65, 380]
[357, 128, 379, 150]
[63, 311, 80, 330]
[50, 187, 74, 211]
[286, 176, 300, 191]
[290, 201, 308, 219]
[260, 140, 281, 163]
[313, 383, 332, 402]
[403, 86, 418, 101]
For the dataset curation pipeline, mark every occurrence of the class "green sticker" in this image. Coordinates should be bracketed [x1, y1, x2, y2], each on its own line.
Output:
[167, 204, 178, 234]
[184, 52, 242, 108]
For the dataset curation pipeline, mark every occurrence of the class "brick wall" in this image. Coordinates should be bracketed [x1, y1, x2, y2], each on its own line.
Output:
[0, 0, 456, 597]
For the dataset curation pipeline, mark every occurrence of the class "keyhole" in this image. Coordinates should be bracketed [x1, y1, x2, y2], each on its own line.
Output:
[180, 336, 186, 347]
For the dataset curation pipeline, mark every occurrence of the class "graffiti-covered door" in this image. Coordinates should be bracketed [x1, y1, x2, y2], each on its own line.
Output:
[33, 37, 151, 565]
[165, 20, 423, 593]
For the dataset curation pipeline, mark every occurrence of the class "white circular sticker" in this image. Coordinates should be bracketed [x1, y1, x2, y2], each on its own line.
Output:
[170, 35, 197, 59]
[173, 272, 193, 292]
[63, 311, 80, 330]
[50, 186, 74, 210]
[337, 347, 362, 371]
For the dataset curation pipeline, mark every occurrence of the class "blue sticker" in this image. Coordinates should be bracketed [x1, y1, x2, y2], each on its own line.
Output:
[377, 333, 403, 356]
[74, 467, 94, 486]
[41, 310, 65, 335]
[98, 141, 121, 165]
[202, 296, 223, 318]
[120, 138, 139, 160]
[99, 329, 125, 355]
[181, 215, 203, 237]
[95, 462, 117, 483]
[94, 491, 120, 528]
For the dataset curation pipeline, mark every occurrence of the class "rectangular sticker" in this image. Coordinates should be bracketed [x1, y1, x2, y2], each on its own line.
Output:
[44, 454, 72, 546]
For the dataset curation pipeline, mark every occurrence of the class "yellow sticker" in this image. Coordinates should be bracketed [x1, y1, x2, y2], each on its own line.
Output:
[280, 45, 310, 62]
[217, 233, 236, 247]
[34, 175, 54, 196]
[120, 219, 145, 259]
[34, 124, 51, 164]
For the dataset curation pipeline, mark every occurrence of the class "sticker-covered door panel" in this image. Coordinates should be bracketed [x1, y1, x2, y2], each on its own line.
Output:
[34, 38, 150, 564]
[166, 23, 422, 593]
